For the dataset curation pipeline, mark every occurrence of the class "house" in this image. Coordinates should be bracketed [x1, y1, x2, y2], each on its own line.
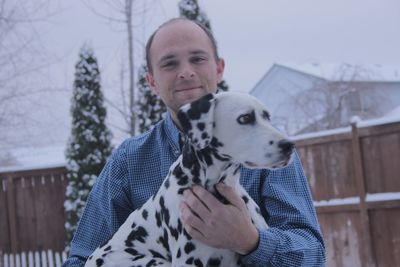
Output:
[250, 63, 400, 135]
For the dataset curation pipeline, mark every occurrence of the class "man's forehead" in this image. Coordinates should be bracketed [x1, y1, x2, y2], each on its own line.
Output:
[150, 20, 213, 60]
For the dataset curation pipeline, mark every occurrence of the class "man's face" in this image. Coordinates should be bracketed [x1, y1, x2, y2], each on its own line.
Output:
[146, 20, 224, 119]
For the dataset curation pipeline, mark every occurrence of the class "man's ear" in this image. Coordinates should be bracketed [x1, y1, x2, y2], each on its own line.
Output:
[177, 94, 216, 150]
[216, 58, 225, 83]
[146, 72, 159, 94]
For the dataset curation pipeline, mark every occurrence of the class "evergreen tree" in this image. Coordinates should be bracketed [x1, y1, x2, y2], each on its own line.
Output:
[136, 63, 166, 133]
[64, 45, 113, 249]
[179, 0, 229, 92]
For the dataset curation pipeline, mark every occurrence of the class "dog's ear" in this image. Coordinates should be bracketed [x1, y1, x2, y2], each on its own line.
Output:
[177, 93, 216, 150]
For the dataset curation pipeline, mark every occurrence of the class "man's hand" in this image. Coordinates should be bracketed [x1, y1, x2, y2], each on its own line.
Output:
[180, 183, 259, 255]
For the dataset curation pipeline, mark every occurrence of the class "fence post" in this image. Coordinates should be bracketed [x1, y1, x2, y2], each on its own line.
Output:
[351, 121, 376, 267]
[6, 176, 19, 252]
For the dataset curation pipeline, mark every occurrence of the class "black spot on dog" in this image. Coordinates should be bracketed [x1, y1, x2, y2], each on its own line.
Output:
[187, 94, 213, 120]
[177, 187, 190, 195]
[145, 259, 157, 267]
[170, 224, 179, 241]
[242, 195, 249, 204]
[177, 111, 192, 133]
[182, 144, 197, 170]
[184, 242, 196, 254]
[149, 249, 166, 260]
[173, 165, 190, 186]
[197, 122, 205, 131]
[192, 175, 201, 185]
[125, 247, 138, 256]
[132, 254, 145, 261]
[155, 211, 162, 227]
[262, 110, 270, 120]
[207, 257, 221, 267]
[186, 257, 194, 265]
[160, 196, 170, 225]
[176, 247, 182, 258]
[210, 137, 223, 148]
[157, 228, 170, 252]
[194, 259, 204, 267]
[142, 209, 148, 220]
[201, 132, 209, 140]
[104, 245, 111, 251]
[126, 226, 148, 246]
[95, 258, 104, 267]
[183, 228, 192, 240]
[164, 177, 170, 189]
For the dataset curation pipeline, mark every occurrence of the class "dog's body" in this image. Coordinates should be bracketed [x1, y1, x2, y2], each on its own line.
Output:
[85, 92, 294, 267]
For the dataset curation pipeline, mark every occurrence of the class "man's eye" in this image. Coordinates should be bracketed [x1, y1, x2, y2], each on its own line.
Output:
[191, 57, 205, 64]
[162, 61, 177, 68]
[237, 112, 255, 125]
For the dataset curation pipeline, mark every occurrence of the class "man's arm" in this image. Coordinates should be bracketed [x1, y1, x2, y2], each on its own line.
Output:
[62, 145, 132, 267]
[180, 151, 326, 266]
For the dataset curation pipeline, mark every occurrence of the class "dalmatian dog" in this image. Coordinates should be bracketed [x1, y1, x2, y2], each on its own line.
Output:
[84, 92, 294, 267]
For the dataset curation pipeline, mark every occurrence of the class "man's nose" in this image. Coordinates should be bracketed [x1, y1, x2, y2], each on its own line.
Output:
[178, 64, 195, 79]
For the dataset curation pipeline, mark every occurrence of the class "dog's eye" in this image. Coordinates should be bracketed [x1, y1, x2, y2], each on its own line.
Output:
[237, 111, 255, 125]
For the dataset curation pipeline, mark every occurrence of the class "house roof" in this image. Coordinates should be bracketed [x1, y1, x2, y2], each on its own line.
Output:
[280, 63, 400, 82]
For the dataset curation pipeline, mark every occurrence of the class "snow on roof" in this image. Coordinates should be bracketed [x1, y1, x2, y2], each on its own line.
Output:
[292, 106, 400, 140]
[279, 62, 400, 82]
[0, 145, 66, 173]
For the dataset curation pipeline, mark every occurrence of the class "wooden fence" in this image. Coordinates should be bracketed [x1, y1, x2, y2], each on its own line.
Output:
[1, 250, 67, 267]
[0, 167, 67, 254]
[1, 119, 399, 267]
[295, 119, 400, 267]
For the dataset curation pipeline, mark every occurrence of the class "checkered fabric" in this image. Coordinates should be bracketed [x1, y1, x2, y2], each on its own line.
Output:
[62, 113, 325, 267]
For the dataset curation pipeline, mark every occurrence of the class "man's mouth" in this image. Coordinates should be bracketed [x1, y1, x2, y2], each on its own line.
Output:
[176, 86, 202, 92]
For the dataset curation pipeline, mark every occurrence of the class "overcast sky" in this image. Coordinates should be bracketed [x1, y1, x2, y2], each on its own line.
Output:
[4, 0, 400, 149]
[41, 0, 400, 92]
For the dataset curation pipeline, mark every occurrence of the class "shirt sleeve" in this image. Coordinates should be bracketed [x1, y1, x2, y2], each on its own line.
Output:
[62, 143, 132, 267]
[241, 151, 326, 267]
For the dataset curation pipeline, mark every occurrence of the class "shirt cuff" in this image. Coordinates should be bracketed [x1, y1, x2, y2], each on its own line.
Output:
[241, 228, 279, 266]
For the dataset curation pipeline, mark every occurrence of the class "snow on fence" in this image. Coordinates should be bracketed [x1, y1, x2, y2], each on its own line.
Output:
[1, 250, 67, 267]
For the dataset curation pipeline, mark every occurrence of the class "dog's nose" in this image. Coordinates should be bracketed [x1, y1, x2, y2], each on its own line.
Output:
[278, 139, 295, 154]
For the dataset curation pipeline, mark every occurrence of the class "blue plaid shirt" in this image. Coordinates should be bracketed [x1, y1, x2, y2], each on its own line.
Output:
[63, 113, 325, 267]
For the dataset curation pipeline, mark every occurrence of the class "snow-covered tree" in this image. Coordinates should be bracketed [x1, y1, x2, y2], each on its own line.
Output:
[179, 0, 229, 92]
[136, 63, 166, 133]
[64, 45, 113, 249]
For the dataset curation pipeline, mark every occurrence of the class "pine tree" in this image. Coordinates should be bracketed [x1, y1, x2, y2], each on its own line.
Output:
[136, 63, 167, 133]
[179, 0, 229, 92]
[64, 45, 113, 249]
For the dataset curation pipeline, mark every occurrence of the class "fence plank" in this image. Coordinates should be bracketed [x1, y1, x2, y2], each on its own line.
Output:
[6, 176, 18, 252]
[351, 122, 376, 267]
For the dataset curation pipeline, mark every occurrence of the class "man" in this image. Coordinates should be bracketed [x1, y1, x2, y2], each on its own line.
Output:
[62, 18, 325, 267]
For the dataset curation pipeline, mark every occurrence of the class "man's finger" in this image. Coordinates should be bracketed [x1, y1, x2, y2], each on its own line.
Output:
[216, 183, 247, 211]
[191, 185, 222, 210]
[182, 189, 210, 219]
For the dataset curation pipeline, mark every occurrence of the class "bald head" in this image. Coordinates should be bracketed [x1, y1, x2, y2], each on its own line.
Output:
[145, 18, 219, 74]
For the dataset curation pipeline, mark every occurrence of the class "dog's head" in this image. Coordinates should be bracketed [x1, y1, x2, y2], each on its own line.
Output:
[177, 92, 294, 169]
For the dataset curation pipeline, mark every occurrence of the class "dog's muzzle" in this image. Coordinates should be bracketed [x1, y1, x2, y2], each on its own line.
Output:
[278, 139, 295, 156]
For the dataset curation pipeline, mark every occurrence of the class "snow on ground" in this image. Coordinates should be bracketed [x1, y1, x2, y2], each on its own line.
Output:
[314, 192, 400, 207]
